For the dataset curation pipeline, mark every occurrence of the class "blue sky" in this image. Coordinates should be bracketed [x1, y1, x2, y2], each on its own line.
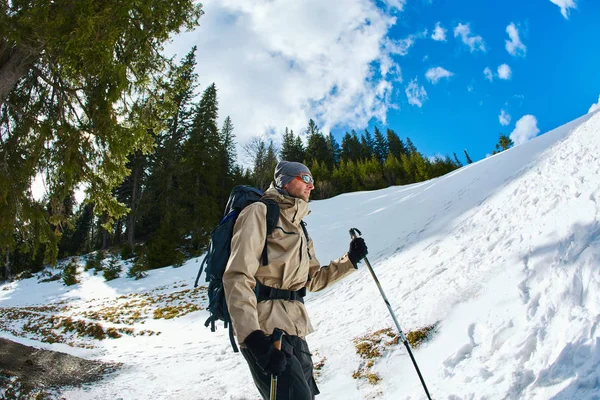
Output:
[368, 0, 600, 161]
[167, 0, 600, 164]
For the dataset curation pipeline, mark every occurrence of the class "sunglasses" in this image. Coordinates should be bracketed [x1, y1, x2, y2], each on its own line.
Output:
[295, 174, 315, 185]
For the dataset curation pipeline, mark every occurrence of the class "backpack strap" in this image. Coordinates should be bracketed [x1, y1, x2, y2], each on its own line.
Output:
[194, 241, 211, 288]
[259, 199, 280, 266]
[300, 221, 311, 260]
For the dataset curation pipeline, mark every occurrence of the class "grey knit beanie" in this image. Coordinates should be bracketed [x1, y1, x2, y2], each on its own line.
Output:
[274, 160, 312, 188]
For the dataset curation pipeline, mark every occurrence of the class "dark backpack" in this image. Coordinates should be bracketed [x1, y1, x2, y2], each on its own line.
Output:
[194, 185, 279, 352]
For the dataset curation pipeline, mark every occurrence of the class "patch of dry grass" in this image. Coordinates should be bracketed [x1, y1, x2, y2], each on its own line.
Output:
[352, 324, 438, 385]
[0, 281, 206, 348]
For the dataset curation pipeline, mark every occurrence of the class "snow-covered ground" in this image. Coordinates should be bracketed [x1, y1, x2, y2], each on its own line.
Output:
[2, 110, 600, 399]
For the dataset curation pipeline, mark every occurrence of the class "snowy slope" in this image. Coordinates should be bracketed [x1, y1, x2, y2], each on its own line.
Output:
[2, 111, 600, 399]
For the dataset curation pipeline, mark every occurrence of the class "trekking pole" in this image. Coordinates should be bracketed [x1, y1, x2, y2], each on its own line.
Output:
[270, 328, 284, 400]
[349, 228, 432, 400]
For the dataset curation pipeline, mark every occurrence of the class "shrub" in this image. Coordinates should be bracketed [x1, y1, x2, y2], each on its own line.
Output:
[127, 251, 148, 280]
[145, 225, 185, 269]
[103, 256, 122, 281]
[62, 261, 79, 286]
[85, 250, 105, 271]
[120, 243, 134, 260]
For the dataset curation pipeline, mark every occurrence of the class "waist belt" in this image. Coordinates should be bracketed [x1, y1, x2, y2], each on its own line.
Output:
[256, 283, 306, 304]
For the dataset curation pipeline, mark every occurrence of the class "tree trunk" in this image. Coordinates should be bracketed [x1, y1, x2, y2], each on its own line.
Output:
[4, 250, 11, 281]
[0, 43, 39, 107]
[127, 163, 140, 248]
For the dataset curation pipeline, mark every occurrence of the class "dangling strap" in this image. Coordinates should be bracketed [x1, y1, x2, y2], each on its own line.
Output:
[194, 242, 211, 287]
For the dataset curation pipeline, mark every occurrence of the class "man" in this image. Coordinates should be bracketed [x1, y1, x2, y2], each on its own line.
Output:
[223, 160, 368, 400]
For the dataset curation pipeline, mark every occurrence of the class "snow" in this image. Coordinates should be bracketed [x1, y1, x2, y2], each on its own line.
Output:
[2, 110, 600, 399]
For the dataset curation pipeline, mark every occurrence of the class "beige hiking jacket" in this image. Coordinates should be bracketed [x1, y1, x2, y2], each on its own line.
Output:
[223, 184, 356, 343]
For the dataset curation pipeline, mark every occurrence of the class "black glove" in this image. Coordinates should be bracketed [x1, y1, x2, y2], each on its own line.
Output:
[348, 237, 368, 267]
[244, 330, 287, 376]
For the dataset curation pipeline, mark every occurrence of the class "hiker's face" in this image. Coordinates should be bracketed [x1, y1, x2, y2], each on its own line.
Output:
[284, 175, 314, 202]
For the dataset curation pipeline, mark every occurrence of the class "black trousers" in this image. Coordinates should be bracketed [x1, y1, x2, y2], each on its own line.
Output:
[240, 335, 320, 400]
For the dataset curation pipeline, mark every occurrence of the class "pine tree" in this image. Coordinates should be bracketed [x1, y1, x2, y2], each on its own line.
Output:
[280, 128, 296, 161]
[305, 120, 332, 167]
[464, 149, 473, 164]
[182, 82, 222, 251]
[326, 133, 341, 169]
[0, 0, 203, 262]
[405, 137, 418, 154]
[292, 133, 306, 162]
[358, 156, 384, 190]
[219, 116, 237, 205]
[361, 129, 375, 160]
[372, 127, 388, 164]
[340, 133, 353, 162]
[71, 203, 94, 255]
[309, 160, 333, 200]
[383, 155, 403, 186]
[412, 152, 431, 181]
[453, 152, 463, 167]
[386, 129, 407, 160]
[493, 134, 514, 154]
[138, 49, 202, 255]
[249, 139, 278, 191]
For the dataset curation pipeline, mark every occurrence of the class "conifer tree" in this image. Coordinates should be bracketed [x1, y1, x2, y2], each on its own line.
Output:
[413, 152, 431, 182]
[305, 120, 331, 167]
[0, 0, 203, 263]
[292, 134, 306, 162]
[218, 116, 237, 205]
[453, 152, 463, 167]
[401, 153, 416, 183]
[71, 204, 94, 255]
[373, 127, 388, 164]
[309, 160, 334, 199]
[406, 137, 418, 154]
[358, 156, 384, 190]
[386, 129, 407, 160]
[249, 139, 278, 191]
[326, 133, 341, 169]
[464, 149, 473, 164]
[493, 134, 514, 154]
[340, 133, 353, 162]
[138, 49, 201, 258]
[280, 128, 296, 161]
[383, 155, 404, 186]
[181, 83, 222, 251]
[333, 159, 360, 192]
[361, 129, 375, 160]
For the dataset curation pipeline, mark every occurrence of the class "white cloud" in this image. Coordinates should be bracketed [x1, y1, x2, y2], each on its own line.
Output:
[549, 0, 577, 19]
[431, 22, 447, 41]
[510, 115, 540, 145]
[589, 95, 600, 114]
[384, 36, 416, 56]
[499, 109, 511, 126]
[382, 0, 407, 11]
[164, 0, 403, 148]
[405, 78, 428, 107]
[483, 67, 493, 82]
[497, 64, 512, 80]
[453, 23, 486, 52]
[425, 67, 454, 84]
[505, 23, 526, 57]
